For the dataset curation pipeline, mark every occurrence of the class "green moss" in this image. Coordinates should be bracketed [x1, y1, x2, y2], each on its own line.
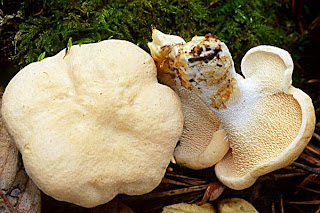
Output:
[13, 0, 298, 72]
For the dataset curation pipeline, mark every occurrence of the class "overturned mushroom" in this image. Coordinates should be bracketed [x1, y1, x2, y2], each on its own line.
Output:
[150, 30, 315, 190]
[1, 40, 184, 207]
[149, 30, 229, 170]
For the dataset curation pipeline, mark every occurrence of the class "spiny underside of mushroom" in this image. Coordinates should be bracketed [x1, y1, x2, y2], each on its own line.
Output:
[149, 30, 230, 170]
[150, 29, 316, 190]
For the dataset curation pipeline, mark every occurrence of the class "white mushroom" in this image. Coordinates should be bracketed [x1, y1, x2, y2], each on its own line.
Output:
[150, 30, 316, 190]
[149, 30, 229, 170]
[1, 40, 184, 207]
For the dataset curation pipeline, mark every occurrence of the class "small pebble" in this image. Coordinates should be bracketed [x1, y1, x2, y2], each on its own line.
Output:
[10, 188, 21, 197]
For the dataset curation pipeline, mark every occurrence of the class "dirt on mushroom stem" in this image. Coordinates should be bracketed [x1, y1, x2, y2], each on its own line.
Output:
[164, 33, 241, 113]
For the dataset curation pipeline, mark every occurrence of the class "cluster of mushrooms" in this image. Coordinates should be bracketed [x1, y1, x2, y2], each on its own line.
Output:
[1, 30, 315, 208]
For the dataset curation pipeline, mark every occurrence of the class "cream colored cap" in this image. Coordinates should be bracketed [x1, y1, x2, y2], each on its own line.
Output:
[1, 40, 184, 207]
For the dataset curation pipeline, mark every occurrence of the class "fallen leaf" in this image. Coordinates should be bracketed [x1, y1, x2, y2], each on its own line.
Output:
[198, 182, 225, 205]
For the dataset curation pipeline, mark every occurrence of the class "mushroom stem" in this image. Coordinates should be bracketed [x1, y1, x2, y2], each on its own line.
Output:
[170, 40, 242, 112]
[149, 29, 242, 113]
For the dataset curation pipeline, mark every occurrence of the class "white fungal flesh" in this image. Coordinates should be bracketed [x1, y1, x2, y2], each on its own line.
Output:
[168, 35, 241, 110]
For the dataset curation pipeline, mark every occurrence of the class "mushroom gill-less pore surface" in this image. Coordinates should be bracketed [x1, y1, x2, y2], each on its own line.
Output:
[1, 40, 184, 207]
[150, 30, 315, 190]
[149, 30, 229, 170]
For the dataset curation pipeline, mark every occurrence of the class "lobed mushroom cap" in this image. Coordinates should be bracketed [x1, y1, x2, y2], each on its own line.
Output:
[215, 46, 315, 190]
[149, 30, 229, 170]
[1, 40, 184, 207]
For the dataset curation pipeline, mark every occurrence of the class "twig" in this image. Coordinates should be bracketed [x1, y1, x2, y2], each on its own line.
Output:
[306, 79, 320, 84]
[280, 194, 285, 213]
[297, 0, 305, 34]
[161, 178, 192, 187]
[292, 162, 320, 175]
[295, 61, 307, 74]
[297, 18, 305, 35]
[284, 201, 306, 213]
[258, 173, 307, 182]
[250, 184, 261, 203]
[187, 194, 203, 204]
[306, 144, 320, 156]
[300, 153, 320, 166]
[307, 14, 320, 32]
[0, 190, 17, 213]
[297, 186, 320, 194]
[123, 184, 208, 201]
[33, 8, 43, 16]
[315, 205, 320, 213]
[283, 165, 305, 173]
[291, 0, 296, 14]
[272, 201, 276, 213]
[288, 200, 320, 205]
[172, 191, 204, 205]
[295, 173, 318, 195]
[206, 0, 219, 8]
[314, 133, 320, 142]
[165, 173, 208, 185]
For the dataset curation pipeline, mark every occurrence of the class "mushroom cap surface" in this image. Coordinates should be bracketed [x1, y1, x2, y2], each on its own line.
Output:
[1, 40, 184, 207]
[149, 30, 229, 170]
[217, 198, 258, 213]
[162, 202, 216, 213]
[215, 46, 315, 189]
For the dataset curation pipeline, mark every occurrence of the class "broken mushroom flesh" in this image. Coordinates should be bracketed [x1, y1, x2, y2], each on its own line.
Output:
[1, 40, 184, 207]
[151, 30, 315, 190]
[149, 30, 229, 170]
